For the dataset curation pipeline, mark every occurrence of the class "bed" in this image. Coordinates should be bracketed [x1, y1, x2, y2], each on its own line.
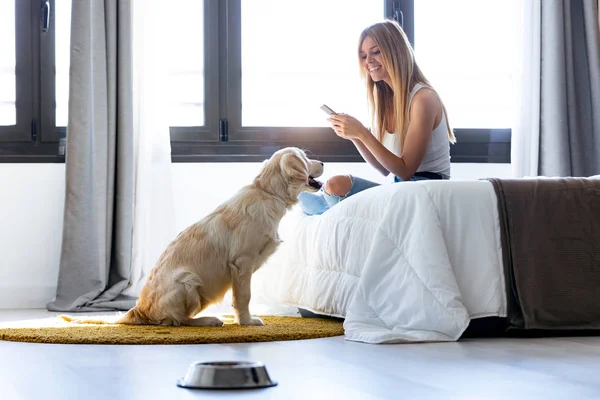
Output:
[267, 176, 600, 344]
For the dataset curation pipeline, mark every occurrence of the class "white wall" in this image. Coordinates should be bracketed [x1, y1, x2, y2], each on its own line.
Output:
[0, 162, 511, 309]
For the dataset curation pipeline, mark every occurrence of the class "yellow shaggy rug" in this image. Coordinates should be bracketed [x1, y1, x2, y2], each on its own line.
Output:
[0, 315, 344, 345]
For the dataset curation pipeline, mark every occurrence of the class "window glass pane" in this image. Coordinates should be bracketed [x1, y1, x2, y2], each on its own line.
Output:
[56, 0, 72, 127]
[241, 0, 383, 127]
[414, 0, 517, 129]
[0, 0, 16, 126]
[165, 0, 204, 126]
[56, 0, 205, 127]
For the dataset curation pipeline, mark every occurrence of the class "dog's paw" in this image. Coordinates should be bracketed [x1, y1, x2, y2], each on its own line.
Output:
[238, 316, 264, 326]
[185, 316, 224, 327]
[205, 317, 224, 327]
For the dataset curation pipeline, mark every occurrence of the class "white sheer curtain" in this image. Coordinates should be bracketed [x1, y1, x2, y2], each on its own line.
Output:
[511, 0, 541, 178]
[123, 0, 176, 297]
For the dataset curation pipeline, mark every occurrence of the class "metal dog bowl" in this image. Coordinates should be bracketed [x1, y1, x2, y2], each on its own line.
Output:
[177, 361, 278, 390]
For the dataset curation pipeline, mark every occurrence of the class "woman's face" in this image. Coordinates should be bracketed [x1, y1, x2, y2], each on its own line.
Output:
[360, 36, 390, 84]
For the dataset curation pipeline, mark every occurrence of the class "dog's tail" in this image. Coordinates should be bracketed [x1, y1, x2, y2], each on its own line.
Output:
[57, 308, 150, 325]
[57, 309, 149, 325]
[58, 314, 123, 325]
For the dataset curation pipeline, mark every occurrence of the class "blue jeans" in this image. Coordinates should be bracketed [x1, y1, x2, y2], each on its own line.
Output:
[298, 174, 432, 216]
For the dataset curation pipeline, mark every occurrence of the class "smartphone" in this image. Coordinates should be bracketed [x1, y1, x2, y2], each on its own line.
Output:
[320, 104, 337, 116]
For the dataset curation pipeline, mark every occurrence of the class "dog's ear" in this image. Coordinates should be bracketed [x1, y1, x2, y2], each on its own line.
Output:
[279, 152, 308, 183]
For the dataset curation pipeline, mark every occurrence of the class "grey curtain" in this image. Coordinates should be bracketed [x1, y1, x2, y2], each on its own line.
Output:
[540, 0, 600, 176]
[47, 0, 136, 311]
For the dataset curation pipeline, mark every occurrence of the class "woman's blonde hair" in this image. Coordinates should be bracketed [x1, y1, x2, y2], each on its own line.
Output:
[358, 19, 456, 149]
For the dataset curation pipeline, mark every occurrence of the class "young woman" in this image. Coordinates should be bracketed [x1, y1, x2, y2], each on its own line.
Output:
[298, 19, 456, 216]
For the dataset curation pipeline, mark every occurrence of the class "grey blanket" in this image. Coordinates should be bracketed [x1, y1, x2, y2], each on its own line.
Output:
[486, 177, 600, 330]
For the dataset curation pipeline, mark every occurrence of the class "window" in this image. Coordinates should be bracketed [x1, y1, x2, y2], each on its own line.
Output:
[414, 1, 515, 130]
[170, 0, 387, 162]
[1, 0, 511, 163]
[172, 0, 511, 162]
[0, 0, 33, 149]
[165, 0, 205, 127]
[240, 0, 378, 128]
[0, 0, 67, 162]
[412, 0, 515, 162]
[0, 0, 16, 127]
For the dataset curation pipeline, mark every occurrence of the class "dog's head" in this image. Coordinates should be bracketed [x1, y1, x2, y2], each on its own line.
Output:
[254, 147, 324, 205]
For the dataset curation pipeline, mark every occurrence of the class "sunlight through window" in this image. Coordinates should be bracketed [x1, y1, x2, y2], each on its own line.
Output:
[241, 0, 382, 127]
[0, 0, 16, 126]
[414, 0, 517, 129]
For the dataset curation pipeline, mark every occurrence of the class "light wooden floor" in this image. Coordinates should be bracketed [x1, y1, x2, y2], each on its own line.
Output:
[2, 310, 600, 400]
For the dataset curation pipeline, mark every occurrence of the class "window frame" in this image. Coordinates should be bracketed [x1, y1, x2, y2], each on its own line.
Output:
[0, 0, 33, 143]
[401, 0, 511, 164]
[1, 0, 510, 164]
[170, 0, 382, 163]
[0, 0, 64, 163]
[170, 0, 510, 163]
[40, 0, 62, 144]
[169, 0, 220, 144]
[0, 0, 34, 144]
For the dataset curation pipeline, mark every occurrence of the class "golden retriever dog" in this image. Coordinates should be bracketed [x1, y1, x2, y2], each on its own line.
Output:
[117, 147, 324, 327]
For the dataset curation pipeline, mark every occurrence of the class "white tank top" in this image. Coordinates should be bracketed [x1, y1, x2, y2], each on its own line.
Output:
[381, 83, 451, 179]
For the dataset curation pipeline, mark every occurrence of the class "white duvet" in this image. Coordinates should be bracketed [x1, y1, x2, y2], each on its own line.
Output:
[271, 180, 507, 344]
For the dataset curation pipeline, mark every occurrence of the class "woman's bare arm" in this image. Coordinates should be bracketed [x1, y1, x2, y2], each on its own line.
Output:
[351, 137, 390, 176]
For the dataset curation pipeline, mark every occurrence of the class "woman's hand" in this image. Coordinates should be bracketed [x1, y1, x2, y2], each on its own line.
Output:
[327, 113, 369, 141]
